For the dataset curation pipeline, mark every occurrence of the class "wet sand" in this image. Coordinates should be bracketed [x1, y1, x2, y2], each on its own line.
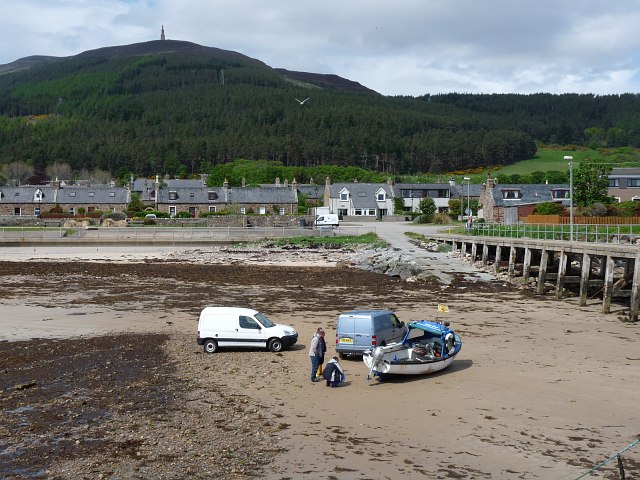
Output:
[1, 245, 639, 479]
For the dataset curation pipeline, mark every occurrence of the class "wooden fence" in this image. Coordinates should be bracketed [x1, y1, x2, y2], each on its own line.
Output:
[524, 215, 640, 225]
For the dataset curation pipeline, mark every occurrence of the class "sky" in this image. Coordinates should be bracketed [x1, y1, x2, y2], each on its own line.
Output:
[1, 0, 640, 97]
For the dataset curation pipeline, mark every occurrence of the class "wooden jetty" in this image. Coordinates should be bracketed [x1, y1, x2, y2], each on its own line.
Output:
[429, 234, 640, 322]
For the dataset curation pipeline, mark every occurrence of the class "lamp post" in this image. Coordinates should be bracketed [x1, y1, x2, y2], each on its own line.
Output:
[564, 156, 574, 242]
[463, 177, 471, 227]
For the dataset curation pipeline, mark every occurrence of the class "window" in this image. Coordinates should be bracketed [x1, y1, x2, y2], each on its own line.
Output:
[354, 209, 363, 215]
[89, 192, 95, 197]
[552, 189, 570, 199]
[338, 208, 348, 217]
[340, 191, 349, 201]
[628, 179, 640, 187]
[150, 191, 156, 199]
[189, 192, 194, 198]
[109, 192, 115, 197]
[358, 192, 366, 197]
[239, 316, 260, 329]
[609, 179, 619, 187]
[69, 192, 76, 197]
[188, 207, 196, 217]
[377, 191, 386, 201]
[279, 207, 285, 215]
[368, 209, 376, 216]
[14, 207, 21, 215]
[208, 191, 218, 201]
[240, 207, 246, 215]
[169, 191, 178, 200]
[209, 206, 216, 212]
[34, 207, 40, 216]
[169, 206, 176, 217]
[88, 207, 95, 213]
[502, 189, 521, 199]
[68, 207, 75, 215]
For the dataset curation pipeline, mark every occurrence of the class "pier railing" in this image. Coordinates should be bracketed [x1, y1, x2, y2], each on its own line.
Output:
[471, 223, 640, 244]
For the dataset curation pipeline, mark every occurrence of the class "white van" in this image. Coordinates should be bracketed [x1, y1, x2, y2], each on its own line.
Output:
[335, 310, 406, 357]
[197, 307, 298, 353]
[315, 213, 339, 227]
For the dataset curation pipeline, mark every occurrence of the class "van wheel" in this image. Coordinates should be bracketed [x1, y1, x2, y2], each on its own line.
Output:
[203, 340, 218, 354]
[268, 338, 283, 352]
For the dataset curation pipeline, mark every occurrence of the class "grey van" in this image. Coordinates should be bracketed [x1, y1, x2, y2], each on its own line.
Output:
[335, 310, 407, 357]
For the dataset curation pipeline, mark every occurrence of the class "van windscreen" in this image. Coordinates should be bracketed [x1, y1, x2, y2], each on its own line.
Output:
[255, 312, 276, 328]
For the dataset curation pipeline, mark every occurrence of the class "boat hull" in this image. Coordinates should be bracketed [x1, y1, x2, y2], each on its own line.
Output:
[363, 350, 457, 375]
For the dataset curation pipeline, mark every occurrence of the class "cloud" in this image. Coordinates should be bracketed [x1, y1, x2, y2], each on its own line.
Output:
[0, 0, 639, 96]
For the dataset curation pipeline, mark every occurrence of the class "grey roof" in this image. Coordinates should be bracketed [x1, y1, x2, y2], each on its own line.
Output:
[329, 183, 393, 209]
[490, 184, 570, 207]
[227, 187, 296, 204]
[446, 184, 483, 199]
[610, 168, 640, 177]
[157, 186, 297, 204]
[296, 184, 324, 199]
[0, 186, 128, 204]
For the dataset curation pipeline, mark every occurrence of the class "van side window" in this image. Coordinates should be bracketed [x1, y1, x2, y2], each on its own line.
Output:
[239, 316, 260, 329]
[374, 315, 392, 331]
[390, 314, 402, 328]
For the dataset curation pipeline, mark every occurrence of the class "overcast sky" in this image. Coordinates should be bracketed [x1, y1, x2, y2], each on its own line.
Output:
[1, 0, 639, 97]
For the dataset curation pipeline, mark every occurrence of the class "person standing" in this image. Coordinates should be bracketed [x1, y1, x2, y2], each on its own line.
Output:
[317, 329, 327, 377]
[309, 328, 323, 382]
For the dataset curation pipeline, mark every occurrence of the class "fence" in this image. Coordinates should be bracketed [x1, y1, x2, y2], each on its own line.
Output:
[472, 223, 640, 244]
[525, 215, 640, 225]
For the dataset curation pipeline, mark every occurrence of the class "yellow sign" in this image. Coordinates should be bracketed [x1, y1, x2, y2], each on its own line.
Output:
[437, 304, 449, 313]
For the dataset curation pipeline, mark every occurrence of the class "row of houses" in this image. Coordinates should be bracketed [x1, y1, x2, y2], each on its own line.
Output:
[1, 167, 639, 222]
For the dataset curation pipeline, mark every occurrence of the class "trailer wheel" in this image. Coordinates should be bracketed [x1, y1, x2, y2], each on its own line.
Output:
[268, 338, 283, 352]
[203, 339, 218, 354]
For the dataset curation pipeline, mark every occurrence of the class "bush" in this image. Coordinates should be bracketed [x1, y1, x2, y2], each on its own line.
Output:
[533, 202, 565, 215]
[143, 217, 156, 225]
[176, 211, 193, 218]
[100, 211, 127, 222]
[433, 213, 452, 224]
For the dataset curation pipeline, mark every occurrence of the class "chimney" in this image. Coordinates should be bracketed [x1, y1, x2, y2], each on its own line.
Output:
[275, 177, 280, 186]
[241, 177, 246, 187]
[52, 177, 61, 190]
[387, 177, 394, 186]
[223, 178, 229, 202]
[309, 177, 314, 185]
[291, 178, 297, 191]
[325, 176, 331, 187]
[284, 178, 289, 188]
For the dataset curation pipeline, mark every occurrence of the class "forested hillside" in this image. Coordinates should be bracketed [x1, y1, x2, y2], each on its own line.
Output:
[0, 39, 638, 181]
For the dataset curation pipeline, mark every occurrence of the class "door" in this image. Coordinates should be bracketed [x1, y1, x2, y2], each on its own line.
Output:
[236, 315, 267, 348]
[337, 315, 357, 353]
[353, 316, 372, 351]
[503, 206, 518, 225]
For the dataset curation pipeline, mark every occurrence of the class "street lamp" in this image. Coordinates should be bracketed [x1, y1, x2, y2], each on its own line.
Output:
[463, 177, 471, 227]
[564, 156, 573, 242]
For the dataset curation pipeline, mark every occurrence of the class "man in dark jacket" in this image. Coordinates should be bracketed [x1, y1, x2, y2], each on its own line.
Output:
[322, 357, 345, 387]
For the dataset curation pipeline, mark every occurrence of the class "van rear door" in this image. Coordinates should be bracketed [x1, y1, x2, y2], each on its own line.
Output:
[353, 315, 373, 351]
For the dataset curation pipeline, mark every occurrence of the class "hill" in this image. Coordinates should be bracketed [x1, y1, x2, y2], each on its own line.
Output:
[0, 39, 638, 180]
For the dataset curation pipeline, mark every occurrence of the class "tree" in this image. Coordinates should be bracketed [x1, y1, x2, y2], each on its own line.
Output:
[573, 160, 612, 207]
[418, 197, 437, 223]
[46, 162, 72, 181]
[2, 161, 32, 186]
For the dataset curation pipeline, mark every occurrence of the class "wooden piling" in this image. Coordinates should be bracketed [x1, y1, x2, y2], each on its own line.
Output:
[555, 249, 567, 300]
[537, 249, 548, 294]
[602, 255, 615, 313]
[579, 253, 592, 307]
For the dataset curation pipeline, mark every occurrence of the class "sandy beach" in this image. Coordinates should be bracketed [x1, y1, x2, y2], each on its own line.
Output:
[1, 242, 639, 479]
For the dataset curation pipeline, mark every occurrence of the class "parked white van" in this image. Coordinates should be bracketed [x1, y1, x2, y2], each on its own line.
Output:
[197, 307, 298, 353]
[315, 213, 339, 227]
